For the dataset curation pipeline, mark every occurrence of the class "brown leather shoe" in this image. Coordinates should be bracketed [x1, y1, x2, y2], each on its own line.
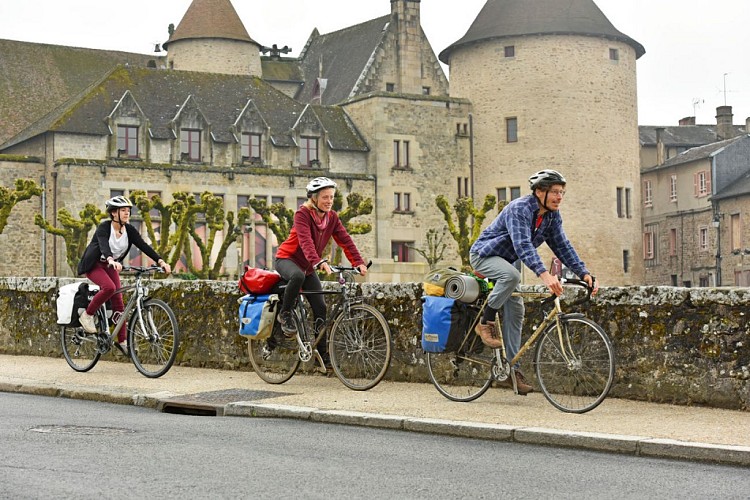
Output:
[500, 369, 534, 395]
[475, 322, 502, 348]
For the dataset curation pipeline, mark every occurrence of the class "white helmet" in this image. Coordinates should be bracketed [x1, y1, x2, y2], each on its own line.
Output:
[105, 195, 133, 211]
[306, 177, 337, 197]
[528, 169, 566, 190]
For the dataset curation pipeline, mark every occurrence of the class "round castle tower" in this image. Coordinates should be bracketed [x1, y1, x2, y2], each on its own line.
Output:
[163, 0, 262, 76]
[440, 0, 646, 285]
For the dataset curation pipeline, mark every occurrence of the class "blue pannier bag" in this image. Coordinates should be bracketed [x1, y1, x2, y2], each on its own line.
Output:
[421, 296, 469, 353]
[238, 294, 279, 339]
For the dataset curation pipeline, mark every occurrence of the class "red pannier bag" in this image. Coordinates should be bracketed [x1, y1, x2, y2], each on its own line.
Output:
[239, 266, 281, 294]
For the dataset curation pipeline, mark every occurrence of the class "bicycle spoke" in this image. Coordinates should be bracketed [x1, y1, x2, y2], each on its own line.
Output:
[329, 304, 391, 391]
[60, 326, 101, 372]
[534, 317, 615, 413]
[248, 322, 300, 384]
[129, 299, 179, 378]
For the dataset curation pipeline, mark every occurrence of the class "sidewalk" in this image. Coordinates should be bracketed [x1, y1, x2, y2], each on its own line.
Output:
[1, 354, 748, 466]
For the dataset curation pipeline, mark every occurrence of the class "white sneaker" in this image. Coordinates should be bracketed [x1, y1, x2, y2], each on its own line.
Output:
[79, 311, 97, 333]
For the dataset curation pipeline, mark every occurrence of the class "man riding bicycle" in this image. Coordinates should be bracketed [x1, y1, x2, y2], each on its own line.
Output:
[469, 169, 598, 395]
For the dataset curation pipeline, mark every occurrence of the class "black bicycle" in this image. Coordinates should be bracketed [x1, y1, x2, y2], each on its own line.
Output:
[60, 266, 179, 378]
[248, 262, 392, 390]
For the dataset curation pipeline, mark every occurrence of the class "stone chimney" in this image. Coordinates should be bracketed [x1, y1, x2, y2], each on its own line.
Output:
[678, 116, 695, 126]
[391, 0, 423, 94]
[716, 105, 735, 140]
[655, 127, 666, 166]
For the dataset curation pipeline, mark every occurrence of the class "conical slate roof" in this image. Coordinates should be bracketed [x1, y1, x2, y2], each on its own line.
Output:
[439, 0, 645, 64]
[162, 0, 257, 49]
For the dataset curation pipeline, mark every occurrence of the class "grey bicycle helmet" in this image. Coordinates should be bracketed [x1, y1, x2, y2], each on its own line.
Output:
[105, 195, 133, 211]
[306, 177, 337, 197]
[528, 169, 566, 190]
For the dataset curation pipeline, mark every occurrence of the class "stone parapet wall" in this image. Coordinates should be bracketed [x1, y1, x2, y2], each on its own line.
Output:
[0, 277, 747, 410]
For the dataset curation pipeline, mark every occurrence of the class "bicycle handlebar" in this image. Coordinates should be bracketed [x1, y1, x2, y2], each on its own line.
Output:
[540, 277, 596, 306]
[121, 265, 165, 275]
[323, 260, 373, 275]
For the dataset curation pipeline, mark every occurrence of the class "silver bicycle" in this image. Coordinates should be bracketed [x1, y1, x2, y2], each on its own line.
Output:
[60, 265, 179, 378]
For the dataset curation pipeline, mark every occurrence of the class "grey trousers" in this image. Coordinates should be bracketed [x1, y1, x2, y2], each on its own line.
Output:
[469, 253, 525, 367]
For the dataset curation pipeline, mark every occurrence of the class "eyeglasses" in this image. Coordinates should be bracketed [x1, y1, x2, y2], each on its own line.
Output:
[547, 189, 566, 197]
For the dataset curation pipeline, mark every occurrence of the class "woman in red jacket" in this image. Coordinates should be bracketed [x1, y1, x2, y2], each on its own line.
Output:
[274, 177, 367, 369]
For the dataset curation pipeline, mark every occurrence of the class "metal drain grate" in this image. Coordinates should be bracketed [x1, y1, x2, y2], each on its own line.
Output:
[29, 425, 135, 435]
[158, 388, 291, 416]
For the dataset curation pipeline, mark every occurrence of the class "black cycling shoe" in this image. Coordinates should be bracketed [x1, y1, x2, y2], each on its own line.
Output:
[278, 311, 296, 337]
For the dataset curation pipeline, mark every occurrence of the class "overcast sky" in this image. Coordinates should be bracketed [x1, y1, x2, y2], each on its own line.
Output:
[2, 0, 748, 126]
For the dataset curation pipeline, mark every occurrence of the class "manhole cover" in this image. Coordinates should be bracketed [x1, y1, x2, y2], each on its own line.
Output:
[29, 425, 135, 435]
[167, 388, 291, 405]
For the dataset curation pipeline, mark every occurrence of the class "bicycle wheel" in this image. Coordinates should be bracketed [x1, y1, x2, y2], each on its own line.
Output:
[128, 299, 179, 378]
[534, 316, 615, 413]
[248, 320, 300, 384]
[60, 325, 101, 372]
[426, 333, 493, 402]
[329, 304, 392, 391]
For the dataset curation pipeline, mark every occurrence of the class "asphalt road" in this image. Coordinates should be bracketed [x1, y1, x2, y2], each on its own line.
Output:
[1, 393, 748, 499]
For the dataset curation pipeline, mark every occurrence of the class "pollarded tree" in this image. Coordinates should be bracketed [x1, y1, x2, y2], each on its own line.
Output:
[247, 198, 295, 243]
[0, 179, 43, 234]
[435, 194, 496, 269]
[34, 204, 107, 274]
[182, 192, 251, 279]
[410, 226, 449, 270]
[328, 191, 373, 265]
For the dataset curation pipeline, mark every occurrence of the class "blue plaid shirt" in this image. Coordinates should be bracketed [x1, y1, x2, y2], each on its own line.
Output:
[471, 194, 589, 278]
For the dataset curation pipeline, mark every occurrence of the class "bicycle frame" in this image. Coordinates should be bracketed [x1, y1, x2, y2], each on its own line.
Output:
[97, 271, 151, 348]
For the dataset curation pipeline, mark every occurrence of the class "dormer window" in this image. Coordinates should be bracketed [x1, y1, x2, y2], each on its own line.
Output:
[241, 133, 262, 161]
[180, 129, 201, 162]
[299, 136, 319, 167]
[117, 125, 139, 158]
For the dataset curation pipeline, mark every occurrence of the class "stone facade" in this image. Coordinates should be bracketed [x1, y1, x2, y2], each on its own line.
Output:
[166, 38, 262, 76]
[448, 34, 644, 285]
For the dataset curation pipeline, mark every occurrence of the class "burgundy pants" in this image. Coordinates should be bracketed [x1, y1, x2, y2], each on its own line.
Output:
[85, 261, 127, 342]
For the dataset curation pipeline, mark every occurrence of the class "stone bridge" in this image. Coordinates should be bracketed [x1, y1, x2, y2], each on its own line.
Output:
[1, 277, 747, 410]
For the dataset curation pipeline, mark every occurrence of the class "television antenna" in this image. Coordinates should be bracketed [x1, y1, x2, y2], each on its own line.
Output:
[692, 98, 704, 116]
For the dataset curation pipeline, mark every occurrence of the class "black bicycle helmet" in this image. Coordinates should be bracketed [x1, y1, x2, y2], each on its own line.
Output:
[306, 177, 337, 198]
[105, 195, 133, 211]
[528, 169, 566, 190]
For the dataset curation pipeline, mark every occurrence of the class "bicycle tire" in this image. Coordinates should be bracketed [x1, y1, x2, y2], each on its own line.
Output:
[534, 316, 615, 413]
[248, 318, 301, 384]
[60, 325, 101, 372]
[329, 303, 392, 391]
[128, 298, 179, 378]
[426, 333, 493, 402]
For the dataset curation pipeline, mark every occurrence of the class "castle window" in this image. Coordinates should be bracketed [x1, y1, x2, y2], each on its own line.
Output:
[609, 48, 619, 61]
[506, 117, 518, 143]
[699, 227, 709, 251]
[117, 125, 138, 158]
[694, 171, 710, 197]
[617, 187, 632, 218]
[299, 137, 319, 167]
[457, 177, 469, 198]
[393, 140, 410, 168]
[731, 213, 741, 251]
[180, 129, 201, 162]
[386, 82, 395, 92]
[643, 180, 653, 207]
[422, 86, 431, 95]
[497, 188, 507, 203]
[394, 192, 411, 213]
[241, 133, 262, 160]
[623, 250, 630, 273]
[643, 229, 655, 260]
[510, 187, 521, 200]
[670, 175, 677, 202]
[669, 228, 677, 256]
[504, 46, 515, 58]
[391, 241, 414, 262]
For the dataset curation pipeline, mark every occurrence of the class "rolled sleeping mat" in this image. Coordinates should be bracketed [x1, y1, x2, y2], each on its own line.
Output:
[444, 274, 481, 303]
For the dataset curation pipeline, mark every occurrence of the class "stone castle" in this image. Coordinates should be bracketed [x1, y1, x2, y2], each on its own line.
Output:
[0, 0, 646, 284]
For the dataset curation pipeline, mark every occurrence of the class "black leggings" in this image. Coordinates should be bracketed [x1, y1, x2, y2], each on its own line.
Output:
[274, 258, 327, 324]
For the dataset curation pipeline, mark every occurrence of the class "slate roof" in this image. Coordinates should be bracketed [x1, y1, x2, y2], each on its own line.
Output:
[713, 169, 750, 200]
[641, 135, 747, 173]
[296, 15, 391, 105]
[0, 66, 367, 153]
[639, 125, 746, 147]
[162, 0, 257, 49]
[439, 0, 645, 64]
[0, 39, 159, 145]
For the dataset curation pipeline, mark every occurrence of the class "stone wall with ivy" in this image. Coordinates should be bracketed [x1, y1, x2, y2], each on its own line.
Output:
[0, 277, 747, 410]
